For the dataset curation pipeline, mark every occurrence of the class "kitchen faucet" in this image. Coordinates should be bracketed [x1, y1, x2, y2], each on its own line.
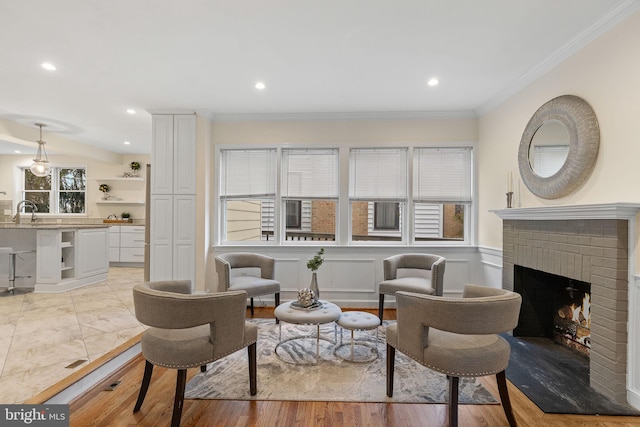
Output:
[13, 200, 38, 224]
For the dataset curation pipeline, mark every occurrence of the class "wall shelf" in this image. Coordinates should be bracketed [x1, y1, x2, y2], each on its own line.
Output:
[96, 201, 145, 205]
[93, 177, 144, 182]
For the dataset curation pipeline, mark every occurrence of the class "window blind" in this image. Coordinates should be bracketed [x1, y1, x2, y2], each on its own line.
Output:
[413, 147, 472, 203]
[531, 145, 569, 178]
[220, 149, 276, 198]
[349, 148, 407, 201]
[281, 148, 338, 198]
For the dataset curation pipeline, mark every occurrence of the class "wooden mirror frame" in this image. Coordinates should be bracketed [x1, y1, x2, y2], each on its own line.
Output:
[517, 95, 599, 199]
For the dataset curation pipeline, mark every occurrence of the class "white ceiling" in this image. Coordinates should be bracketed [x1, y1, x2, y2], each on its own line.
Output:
[0, 0, 637, 155]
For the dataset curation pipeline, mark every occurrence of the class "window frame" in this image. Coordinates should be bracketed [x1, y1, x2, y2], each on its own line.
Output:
[20, 166, 87, 216]
[215, 143, 475, 247]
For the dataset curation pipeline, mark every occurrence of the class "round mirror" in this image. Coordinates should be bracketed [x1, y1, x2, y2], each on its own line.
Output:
[528, 120, 570, 178]
[518, 95, 599, 199]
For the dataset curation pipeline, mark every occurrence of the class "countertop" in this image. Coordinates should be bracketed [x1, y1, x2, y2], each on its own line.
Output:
[0, 223, 110, 229]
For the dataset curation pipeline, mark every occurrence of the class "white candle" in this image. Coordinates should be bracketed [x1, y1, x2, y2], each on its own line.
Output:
[507, 171, 513, 193]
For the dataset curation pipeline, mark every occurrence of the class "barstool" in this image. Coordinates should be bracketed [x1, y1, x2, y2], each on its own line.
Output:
[0, 247, 34, 294]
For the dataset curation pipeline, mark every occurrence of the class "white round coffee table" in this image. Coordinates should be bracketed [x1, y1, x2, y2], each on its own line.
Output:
[274, 300, 342, 364]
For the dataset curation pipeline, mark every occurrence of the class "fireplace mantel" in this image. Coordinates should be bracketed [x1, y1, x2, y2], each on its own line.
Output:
[491, 202, 640, 221]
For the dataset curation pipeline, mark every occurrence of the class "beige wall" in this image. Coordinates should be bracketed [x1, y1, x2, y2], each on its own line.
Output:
[0, 153, 150, 220]
[477, 10, 640, 249]
[211, 116, 477, 146]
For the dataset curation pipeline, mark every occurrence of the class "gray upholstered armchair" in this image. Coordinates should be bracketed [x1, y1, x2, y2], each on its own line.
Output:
[386, 284, 522, 427]
[132, 280, 258, 427]
[215, 252, 281, 322]
[378, 253, 445, 324]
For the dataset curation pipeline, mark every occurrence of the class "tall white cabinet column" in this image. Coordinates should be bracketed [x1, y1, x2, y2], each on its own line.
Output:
[150, 114, 197, 286]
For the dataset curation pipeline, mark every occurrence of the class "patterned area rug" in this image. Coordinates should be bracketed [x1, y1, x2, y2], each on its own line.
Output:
[185, 319, 498, 404]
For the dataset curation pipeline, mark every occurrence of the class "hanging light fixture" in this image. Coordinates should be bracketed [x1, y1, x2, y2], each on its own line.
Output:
[30, 123, 50, 177]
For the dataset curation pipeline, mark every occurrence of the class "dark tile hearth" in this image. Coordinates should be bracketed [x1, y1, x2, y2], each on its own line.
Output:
[504, 335, 640, 416]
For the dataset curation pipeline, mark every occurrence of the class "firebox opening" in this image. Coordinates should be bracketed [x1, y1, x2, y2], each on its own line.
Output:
[514, 265, 591, 357]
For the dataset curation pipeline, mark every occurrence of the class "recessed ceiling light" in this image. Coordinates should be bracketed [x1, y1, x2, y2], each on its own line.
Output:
[254, 81, 266, 90]
[14, 150, 21, 154]
[123, 141, 131, 145]
[126, 109, 136, 114]
[427, 78, 439, 87]
[41, 62, 56, 71]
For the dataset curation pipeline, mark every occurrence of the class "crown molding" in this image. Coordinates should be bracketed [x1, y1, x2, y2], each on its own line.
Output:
[205, 110, 477, 122]
[146, 109, 196, 115]
[477, 0, 640, 116]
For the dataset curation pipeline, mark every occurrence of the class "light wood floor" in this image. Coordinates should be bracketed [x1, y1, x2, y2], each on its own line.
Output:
[68, 308, 640, 427]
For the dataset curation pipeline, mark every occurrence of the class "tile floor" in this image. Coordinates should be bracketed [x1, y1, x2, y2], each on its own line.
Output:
[0, 267, 143, 404]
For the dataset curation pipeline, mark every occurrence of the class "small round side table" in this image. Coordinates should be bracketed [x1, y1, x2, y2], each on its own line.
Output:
[334, 311, 380, 362]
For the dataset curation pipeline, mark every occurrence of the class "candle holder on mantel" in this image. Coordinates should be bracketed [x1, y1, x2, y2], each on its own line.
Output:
[506, 192, 514, 208]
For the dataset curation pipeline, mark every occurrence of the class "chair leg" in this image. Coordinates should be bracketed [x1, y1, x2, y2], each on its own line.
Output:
[248, 342, 257, 395]
[133, 360, 154, 412]
[378, 294, 385, 325]
[172, 369, 187, 427]
[449, 376, 459, 427]
[275, 292, 280, 324]
[496, 370, 518, 427]
[200, 365, 207, 373]
[250, 298, 254, 316]
[386, 344, 395, 397]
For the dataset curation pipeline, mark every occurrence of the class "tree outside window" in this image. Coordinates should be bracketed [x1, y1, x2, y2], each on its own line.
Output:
[22, 167, 86, 214]
[24, 170, 51, 213]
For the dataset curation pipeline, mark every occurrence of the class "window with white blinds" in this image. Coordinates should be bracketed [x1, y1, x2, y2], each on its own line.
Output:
[219, 149, 276, 198]
[217, 144, 474, 245]
[413, 147, 472, 203]
[282, 149, 338, 199]
[349, 148, 407, 201]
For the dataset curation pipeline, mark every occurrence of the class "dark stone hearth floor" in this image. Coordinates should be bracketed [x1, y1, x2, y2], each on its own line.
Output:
[503, 335, 640, 416]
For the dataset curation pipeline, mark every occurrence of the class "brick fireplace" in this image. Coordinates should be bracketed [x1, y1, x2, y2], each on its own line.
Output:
[494, 203, 640, 404]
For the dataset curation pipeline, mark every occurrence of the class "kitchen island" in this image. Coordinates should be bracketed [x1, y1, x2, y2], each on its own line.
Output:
[0, 224, 109, 293]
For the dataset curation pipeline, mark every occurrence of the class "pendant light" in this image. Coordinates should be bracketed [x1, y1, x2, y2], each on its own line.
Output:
[30, 123, 50, 177]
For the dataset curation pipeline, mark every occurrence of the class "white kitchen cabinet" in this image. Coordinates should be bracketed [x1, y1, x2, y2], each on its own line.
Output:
[151, 115, 174, 195]
[36, 229, 74, 283]
[172, 195, 195, 283]
[151, 114, 196, 195]
[150, 195, 195, 284]
[76, 228, 109, 278]
[150, 195, 173, 280]
[173, 115, 197, 194]
[109, 225, 145, 265]
[33, 227, 109, 292]
[109, 226, 120, 262]
[120, 226, 145, 263]
[150, 113, 197, 286]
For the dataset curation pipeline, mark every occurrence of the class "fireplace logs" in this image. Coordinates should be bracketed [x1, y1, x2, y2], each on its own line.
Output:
[554, 292, 591, 357]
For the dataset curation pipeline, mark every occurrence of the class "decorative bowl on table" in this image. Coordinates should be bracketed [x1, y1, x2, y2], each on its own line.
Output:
[291, 288, 322, 310]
